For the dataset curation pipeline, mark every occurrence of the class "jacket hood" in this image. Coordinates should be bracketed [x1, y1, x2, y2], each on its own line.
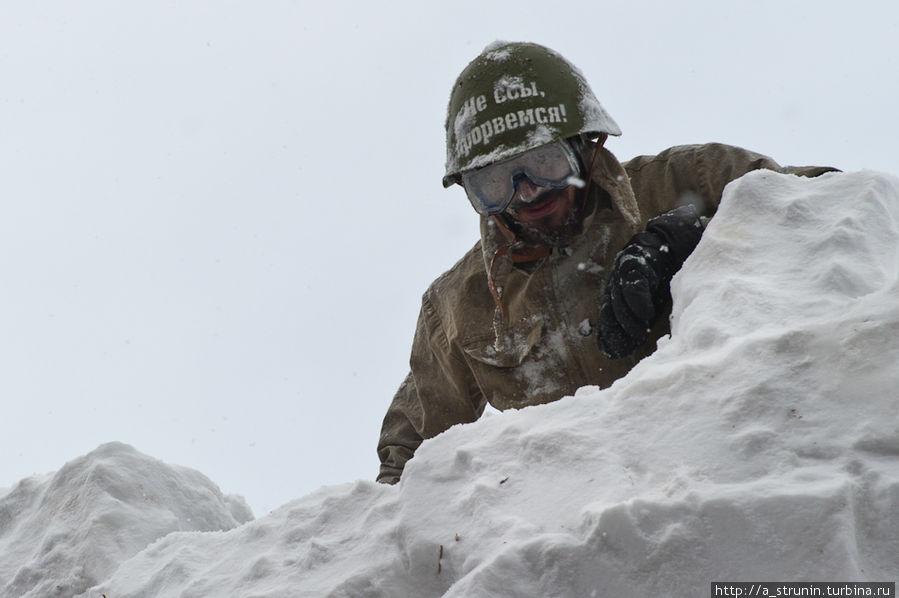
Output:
[479, 142, 640, 285]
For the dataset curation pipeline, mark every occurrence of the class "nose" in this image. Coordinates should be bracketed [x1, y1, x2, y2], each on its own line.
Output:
[514, 178, 546, 203]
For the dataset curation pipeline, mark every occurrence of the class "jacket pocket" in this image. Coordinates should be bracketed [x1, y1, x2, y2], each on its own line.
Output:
[460, 315, 544, 368]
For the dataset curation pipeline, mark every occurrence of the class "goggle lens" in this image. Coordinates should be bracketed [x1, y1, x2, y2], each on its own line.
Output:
[461, 141, 581, 215]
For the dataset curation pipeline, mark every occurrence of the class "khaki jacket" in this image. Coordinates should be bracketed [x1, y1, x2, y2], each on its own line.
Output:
[377, 142, 835, 483]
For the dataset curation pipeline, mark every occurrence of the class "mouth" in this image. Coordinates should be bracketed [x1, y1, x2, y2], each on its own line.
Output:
[513, 193, 562, 220]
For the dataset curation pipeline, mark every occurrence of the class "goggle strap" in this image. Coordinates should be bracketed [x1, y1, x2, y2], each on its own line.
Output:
[581, 138, 602, 213]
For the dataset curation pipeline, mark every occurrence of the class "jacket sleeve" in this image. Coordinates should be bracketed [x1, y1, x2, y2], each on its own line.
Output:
[624, 143, 839, 220]
[376, 292, 486, 484]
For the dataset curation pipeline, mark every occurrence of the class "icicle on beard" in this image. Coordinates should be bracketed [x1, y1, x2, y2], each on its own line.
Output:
[502, 186, 586, 248]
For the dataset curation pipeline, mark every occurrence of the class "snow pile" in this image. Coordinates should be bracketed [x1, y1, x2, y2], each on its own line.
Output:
[2, 170, 898, 596]
[0, 442, 252, 597]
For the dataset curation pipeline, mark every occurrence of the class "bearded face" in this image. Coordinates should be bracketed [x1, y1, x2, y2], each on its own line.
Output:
[501, 183, 585, 247]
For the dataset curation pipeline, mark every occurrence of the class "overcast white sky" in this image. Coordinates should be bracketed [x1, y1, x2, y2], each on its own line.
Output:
[2, 1, 897, 515]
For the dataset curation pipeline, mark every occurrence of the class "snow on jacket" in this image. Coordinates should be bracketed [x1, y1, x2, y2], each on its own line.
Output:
[377, 142, 835, 484]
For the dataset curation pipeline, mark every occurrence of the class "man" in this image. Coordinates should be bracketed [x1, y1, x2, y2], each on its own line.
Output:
[377, 41, 835, 484]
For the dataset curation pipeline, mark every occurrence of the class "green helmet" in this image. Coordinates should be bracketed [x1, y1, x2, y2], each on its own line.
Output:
[443, 41, 621, 188]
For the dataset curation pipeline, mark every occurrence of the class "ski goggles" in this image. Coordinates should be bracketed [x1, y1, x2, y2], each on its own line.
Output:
[461, 140, 583, 215]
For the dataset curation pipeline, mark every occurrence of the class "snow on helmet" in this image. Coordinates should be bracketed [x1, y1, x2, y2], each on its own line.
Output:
[442, 41, 621, 188]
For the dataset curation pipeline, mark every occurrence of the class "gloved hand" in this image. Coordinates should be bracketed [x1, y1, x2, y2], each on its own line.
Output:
[598, 205, 704, 359]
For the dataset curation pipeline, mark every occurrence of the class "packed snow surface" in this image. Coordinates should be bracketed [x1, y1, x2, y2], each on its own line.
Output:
[2, 170, 898, 596]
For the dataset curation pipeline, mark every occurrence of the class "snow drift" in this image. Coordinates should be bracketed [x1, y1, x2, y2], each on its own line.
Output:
[2, 170, 898, 597]
[0, 442, 252, 597]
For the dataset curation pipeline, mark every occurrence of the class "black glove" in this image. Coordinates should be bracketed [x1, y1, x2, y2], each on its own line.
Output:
[597, 205, 704, 359]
